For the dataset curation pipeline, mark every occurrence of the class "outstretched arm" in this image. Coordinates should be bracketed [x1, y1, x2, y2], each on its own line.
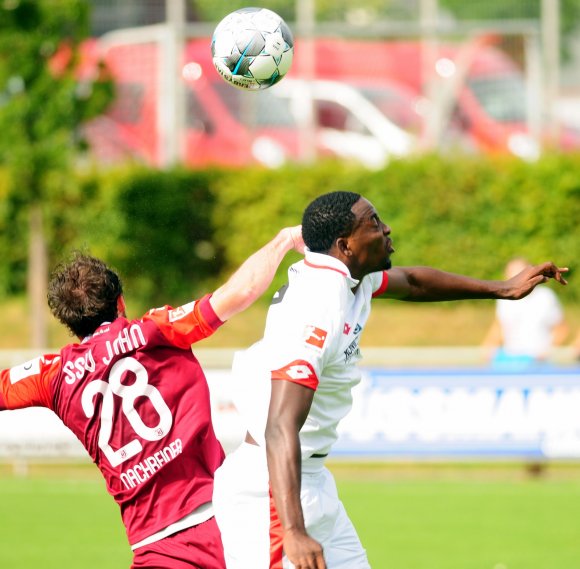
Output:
[383, 262, 568, 302]
[266, 380, 326, 569]
[210, 226, 304, 322]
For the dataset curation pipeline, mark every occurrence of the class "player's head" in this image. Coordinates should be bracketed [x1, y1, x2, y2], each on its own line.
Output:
[302, 191, 361, 253]
[302, 191, 394, 278]
[47, 252, 124, 339]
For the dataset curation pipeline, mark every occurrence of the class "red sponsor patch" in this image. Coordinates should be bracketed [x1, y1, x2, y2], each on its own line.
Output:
[304, 325, 327, 349]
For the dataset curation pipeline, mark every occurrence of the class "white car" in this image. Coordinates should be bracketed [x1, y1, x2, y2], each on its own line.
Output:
[270, 78, 417, 168]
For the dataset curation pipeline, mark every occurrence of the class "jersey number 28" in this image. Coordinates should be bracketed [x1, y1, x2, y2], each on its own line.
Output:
[81, 357, 173, 467]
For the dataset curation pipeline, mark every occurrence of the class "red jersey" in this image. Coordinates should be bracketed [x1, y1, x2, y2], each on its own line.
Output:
[0, 295, 224, 546]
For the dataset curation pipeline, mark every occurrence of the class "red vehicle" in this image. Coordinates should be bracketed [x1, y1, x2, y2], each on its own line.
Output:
[309, 37, 580, 158]
[79, 35, 578, 167]
[82, 38, 301, 167]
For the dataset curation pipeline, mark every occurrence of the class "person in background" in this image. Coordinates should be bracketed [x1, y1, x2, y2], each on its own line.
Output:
[482, 257, 569, 368]
[0, 225, 303, 569]
[571, 329, 580, 362]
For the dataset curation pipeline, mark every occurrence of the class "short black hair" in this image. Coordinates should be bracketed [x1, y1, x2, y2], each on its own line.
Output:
[47, 252, 123, 338]
[302, 191, 361, 253]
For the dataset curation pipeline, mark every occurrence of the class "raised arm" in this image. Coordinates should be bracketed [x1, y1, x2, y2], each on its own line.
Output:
[382, 262, 568, 302]
[210, 226, 304, 322]
[266, 380, 326, 569]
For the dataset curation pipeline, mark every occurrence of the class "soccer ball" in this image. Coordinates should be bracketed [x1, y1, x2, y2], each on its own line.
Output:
[211, 7, 294, 91]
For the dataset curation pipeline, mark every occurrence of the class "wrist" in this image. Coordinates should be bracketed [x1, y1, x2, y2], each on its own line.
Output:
[284, 525, 308, 537]
[278, 228, 294, 252]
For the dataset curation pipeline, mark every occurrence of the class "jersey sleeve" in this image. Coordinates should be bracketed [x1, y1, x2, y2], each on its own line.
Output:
[370, 270, 389, 298]
[142, 293, 224, 350]
[266, 293, 341, 392]
[0, 355, 60, 411]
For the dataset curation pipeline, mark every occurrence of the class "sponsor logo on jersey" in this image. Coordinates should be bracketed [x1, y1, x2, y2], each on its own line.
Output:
[304, 325, 327, 349]
[168, 301, 195, 322]
[344, 337, 361, 364]
[9, 357, 41, 384]
[353, 323, 362, 335]
[343, 323, 351, 335]
[120, 438, 183, 489]
[272, 360, 318, 390]
[271, 283, 289, 306]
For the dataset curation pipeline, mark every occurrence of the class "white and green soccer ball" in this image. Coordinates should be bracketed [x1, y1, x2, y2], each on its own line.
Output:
[211, 7, 294, 91]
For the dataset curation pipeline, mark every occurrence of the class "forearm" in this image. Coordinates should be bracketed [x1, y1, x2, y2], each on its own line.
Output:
[266, 423, 306, 534]
[390, 262, 567, 302]
[402, 267, 504, 302]
[211, 227, 300, 321]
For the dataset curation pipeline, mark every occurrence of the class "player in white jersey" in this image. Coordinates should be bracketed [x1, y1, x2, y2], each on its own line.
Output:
[213, 191, 568, 569]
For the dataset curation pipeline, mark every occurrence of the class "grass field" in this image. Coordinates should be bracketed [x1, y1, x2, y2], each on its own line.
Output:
[1, 462, 579, 569]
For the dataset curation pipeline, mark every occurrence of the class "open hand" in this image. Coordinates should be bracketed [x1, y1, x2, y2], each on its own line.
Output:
[504, 262, 568, 300]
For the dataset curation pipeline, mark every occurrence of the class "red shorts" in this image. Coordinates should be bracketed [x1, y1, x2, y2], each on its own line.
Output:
[131, 516, 226, 569]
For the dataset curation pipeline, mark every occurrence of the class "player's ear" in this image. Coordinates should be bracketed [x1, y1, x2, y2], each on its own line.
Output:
[335, 236, 352, 257]
[117, 295, 127, 317]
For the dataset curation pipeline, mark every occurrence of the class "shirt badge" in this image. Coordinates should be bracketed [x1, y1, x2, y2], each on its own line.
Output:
[304, 325, 327, 349]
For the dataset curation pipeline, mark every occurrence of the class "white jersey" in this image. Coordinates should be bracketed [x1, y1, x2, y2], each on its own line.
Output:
[230, 251, 388, 458]
[496, 285, 564, 358]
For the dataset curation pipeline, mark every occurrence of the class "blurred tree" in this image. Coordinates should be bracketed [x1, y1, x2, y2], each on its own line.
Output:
[0, 0, 113, 347]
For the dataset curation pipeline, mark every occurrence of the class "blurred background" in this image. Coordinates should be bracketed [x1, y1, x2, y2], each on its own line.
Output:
[81, 0, 580, 167]
[1, 2, 580, 568]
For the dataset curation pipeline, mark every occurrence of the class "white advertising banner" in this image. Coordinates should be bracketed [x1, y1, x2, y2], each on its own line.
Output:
[335, 367, 580, 459]
[1, 366, 579, 459]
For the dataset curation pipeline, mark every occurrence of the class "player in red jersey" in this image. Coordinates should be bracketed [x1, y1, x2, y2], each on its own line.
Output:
[0, 225, 303, 569]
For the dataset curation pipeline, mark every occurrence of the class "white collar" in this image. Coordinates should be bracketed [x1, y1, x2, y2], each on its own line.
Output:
[304, 251, 360, 288]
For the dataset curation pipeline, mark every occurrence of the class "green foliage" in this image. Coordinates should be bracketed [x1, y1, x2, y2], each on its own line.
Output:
[110, 168, 222, 308]
[193, 0, 295, 24]
[0, 0, 113, 192]
[212, 154, 580, 302]
[1, 154, 579, 307]
[0, 0, 114, 310]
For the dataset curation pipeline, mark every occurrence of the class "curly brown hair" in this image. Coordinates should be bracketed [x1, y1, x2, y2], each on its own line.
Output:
[47, 252, 123, 338]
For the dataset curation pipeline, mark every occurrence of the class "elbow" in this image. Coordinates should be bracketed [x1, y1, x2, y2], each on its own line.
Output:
[265, 419, 286, 457]
[235, 284, 259, 314]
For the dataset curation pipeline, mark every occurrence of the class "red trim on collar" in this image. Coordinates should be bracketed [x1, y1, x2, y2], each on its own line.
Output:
[304, 259, 348, 277]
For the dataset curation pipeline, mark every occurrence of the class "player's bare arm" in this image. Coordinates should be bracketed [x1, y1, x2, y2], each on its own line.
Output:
[382, 263, 568, 302]
[210, 226, 304, 322]
[266, 380, 326, 569]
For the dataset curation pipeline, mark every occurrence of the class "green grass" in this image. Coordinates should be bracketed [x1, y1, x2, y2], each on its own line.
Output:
[333, 461, 580, 569]
[1, 462, 580, 569]
[339, 478, 580, 569]
[0, 475, 131, 568]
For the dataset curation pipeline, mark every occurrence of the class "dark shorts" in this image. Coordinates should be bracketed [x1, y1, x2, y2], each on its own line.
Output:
[131, 516, 226, 569]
